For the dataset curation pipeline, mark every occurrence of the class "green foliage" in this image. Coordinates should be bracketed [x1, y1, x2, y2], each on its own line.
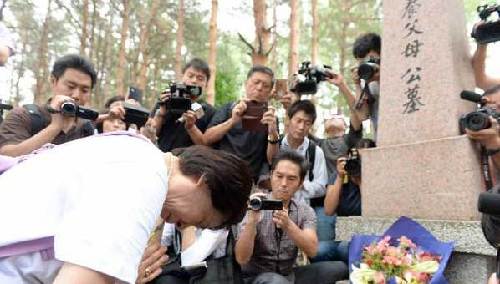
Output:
[214, 69, 239, 107]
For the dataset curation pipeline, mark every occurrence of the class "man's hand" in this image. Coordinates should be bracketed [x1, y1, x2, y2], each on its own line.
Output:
[182, 110, 197, 130]
[261, 106, 278, 137]
[326, 70, 346, 87]
[336, 157, 347, 177]
[109, 104, 125, 120]
[231, 100, 247, 125]
[157, 90, 172, 117]
[465, 118, 500, 150]
[273, 208, 291, 231]
[136, 242, 168, 284]
[279, 91, 298, 110]
[350, 66, 361, 86]
[48, 95, 77, 133]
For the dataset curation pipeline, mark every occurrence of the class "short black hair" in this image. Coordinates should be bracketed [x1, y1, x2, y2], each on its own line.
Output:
[287, 99, 317, 123]
[484, 85, 500, 96]
[271, 150, 309, 182]
[183, 58, 211, 81]
[353, 33, 381, 59]
[51, 54, 97, 89]
[173, 146, 252, 227]
[246, 65, 275, 87]
[104, 95, 125, 109]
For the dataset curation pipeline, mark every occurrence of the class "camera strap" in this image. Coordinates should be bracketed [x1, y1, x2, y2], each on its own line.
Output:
[480, 146, 494, 190]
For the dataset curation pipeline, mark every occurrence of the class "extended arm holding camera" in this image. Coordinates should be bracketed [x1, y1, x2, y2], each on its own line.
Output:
[324, 159, 346, 216]
[204, 101, 246, 145]
[0, 95, 76, 157]
[326, 72, 363, 131]
[472, 43, 500, 90]
[235, 210, 260, 265]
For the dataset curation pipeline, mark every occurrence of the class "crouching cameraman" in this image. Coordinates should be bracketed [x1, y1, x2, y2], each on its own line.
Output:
[235, 151, 347, 284]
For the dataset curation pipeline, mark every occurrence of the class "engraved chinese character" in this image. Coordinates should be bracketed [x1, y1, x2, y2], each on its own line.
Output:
[401, 67, 422, 84]
[402, 0, 421, 20]
[402, 40, 424, 58]
[404, 19, 423, 38]
[403, 84, 425, 114]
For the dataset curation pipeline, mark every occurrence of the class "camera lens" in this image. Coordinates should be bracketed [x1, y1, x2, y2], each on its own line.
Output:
[60, 102, 77, 116]
[249, 197, 262, 211]
[465, 112, 492, 131]
[344, 159, 361, 177]
[358, 63, 377, 81]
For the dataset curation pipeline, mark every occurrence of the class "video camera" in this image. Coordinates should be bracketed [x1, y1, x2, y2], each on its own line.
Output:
[159, 83, 203, 115]
[471, 4, 500, 44]
[123, 102, 150, 129]
[459, 90, 500, 133]
[249, 196, 283, 211]
[291, 61, 332, 95]
[60, 101, 99, 121]
[344, 148, 361, 177]
[358, 57, 380, 81]
[478, 189, 500, 282]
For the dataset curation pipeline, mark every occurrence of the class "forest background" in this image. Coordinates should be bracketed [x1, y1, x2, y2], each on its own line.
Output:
[0, 0, 498, 136]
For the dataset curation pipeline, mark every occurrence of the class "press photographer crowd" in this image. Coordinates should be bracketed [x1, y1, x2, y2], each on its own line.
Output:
[1, 3, 500, 284]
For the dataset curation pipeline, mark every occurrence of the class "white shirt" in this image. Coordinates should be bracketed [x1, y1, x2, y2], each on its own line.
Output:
[280, 135, 328, 202]
[161, 223, 228, 266]
[0, 134, 169, 283]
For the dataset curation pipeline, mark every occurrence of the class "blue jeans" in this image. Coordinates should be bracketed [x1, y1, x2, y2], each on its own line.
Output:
[310, 240, 350, 263]
[313, 206, 336, 241]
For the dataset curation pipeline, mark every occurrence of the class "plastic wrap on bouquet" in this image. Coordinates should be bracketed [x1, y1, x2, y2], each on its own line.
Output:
[349, 216, 454, 284]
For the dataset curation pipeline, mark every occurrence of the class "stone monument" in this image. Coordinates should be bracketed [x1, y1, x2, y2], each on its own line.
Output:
[336, 0, 496, 283]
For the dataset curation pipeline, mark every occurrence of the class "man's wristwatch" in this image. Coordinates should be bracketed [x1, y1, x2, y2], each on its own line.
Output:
[268, 136, 279, 144]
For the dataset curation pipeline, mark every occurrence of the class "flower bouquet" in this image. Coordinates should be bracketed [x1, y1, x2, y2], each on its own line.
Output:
[349, 216, 454, 284]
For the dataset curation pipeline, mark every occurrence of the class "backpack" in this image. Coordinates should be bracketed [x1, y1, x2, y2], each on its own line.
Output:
[279, 135, 316, 182]
[22, 104, 94, 137]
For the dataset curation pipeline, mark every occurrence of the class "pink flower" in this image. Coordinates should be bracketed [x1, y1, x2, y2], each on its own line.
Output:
[399, 236, 417, 249]
[373, 271, 386, 284]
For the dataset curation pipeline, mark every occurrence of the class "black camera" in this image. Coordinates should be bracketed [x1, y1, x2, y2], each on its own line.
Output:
[459, 90, 500, 133]
[159, 83, 202, 115]
[249, 196, 283, 211]
[344, 149, 361, 177]
[60, 101, 99, 121]
[471, 4, 500, 44]
[292, 61, 332, 95]
[358, 57, 380, 81]
[123, 102, 150, 129]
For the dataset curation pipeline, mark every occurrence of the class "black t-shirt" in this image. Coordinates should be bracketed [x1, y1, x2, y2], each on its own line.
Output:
[157, 103, 216, 152]
[337, 180, 361, 216]
[208, 102, 267, 181]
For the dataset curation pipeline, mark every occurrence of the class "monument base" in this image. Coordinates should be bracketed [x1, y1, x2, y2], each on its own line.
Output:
[362, 135, 484, 221]
[335, 216, 495, 283]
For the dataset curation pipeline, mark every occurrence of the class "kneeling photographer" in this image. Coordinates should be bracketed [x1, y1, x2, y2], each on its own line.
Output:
[316, 139, 375, 263]
[0, 54, 97, 157]
[153, 58, 216, 152]
[235, 151, 348, 284]
[461, 86, 500, 186]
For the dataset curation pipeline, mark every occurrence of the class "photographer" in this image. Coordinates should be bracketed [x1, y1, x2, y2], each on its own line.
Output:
[204, 65, 279, 182]
[0, 135, 253, 283]
[350, 33, 381, 139]
[315, 139, 375, 263]
[153, 58, 216, 152]
[235, 151, 348, 284]
[465, 85, 500, 181]
[0, 54, 96, 157]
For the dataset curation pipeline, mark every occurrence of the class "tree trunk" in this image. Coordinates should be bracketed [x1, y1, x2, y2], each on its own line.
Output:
[311, 0, 319, 65]
[206, 0, 218, 106]
[102, 7, 114, 106]
[34, 0, 52, 104]
[136, 0, 160, 94]
[270, 0, 278, 74]
[0, 0, 7, 22]
[79, 0, 89, 56]
[288, 0, 299, 78]
[252, 0, 270, 65]
[175, 0, 185, 81]
[88, 0, 98, 62]
[116, 0, 129, 97]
